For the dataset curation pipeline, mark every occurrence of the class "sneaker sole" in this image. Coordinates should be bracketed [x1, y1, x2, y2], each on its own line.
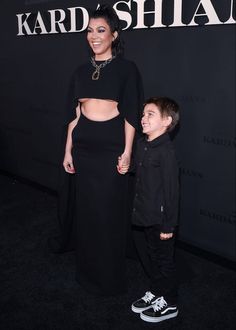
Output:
[140, 310, 178, 323]
[131, 305, 153, 313]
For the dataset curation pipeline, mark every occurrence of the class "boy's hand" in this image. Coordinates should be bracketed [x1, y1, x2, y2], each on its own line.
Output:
[117, 152, 130, 175]
[160, 232, 173, 240]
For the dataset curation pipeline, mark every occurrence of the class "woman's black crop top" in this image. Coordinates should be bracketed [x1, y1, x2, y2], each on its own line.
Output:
[66, 56, 144, 130]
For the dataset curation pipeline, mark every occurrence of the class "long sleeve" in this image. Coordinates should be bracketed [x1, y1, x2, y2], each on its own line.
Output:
[118, 62, 144, 132]
[160, 148, 179, 233]
[65, 71, 78, 125]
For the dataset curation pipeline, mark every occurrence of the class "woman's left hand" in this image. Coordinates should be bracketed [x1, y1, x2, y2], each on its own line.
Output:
[117, 152, 130, 175]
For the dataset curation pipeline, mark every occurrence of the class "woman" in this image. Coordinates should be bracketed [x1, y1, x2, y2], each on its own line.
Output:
[62, 4, 143, 295]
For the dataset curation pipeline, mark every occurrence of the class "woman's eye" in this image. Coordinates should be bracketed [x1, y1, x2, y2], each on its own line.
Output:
[98, 28, 105, 33]
[87, 29, 92, 33]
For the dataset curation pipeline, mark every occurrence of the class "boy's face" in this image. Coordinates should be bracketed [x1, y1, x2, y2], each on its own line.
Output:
[141, 103, 172, 140]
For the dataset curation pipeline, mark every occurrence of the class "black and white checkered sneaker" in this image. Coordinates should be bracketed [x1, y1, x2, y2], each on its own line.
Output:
[140, 296, 178, 323]
[131, 291, 156, 313]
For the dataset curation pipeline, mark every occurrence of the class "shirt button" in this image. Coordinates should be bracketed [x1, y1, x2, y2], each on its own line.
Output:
[139, 162, 142, 166]
[135, 193, 138, 197]
[133, 208, 136, 212]
[144, 147, 147, 151]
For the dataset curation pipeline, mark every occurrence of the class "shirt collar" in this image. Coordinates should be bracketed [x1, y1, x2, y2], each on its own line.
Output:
[144, 132, 170, 147]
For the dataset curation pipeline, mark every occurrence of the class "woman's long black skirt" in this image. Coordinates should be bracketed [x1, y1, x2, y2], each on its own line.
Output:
[72, 112, 128, 295]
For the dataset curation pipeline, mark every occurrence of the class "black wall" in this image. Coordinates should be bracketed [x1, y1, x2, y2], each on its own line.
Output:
[0, 0, 235, 260]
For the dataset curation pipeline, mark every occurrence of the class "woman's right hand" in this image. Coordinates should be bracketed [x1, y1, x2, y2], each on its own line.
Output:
[63, 152, 75, 174]
[117, 152, 130, 175]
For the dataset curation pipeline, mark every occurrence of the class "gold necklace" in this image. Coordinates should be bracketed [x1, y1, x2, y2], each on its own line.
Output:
[90, 56, 115, 80]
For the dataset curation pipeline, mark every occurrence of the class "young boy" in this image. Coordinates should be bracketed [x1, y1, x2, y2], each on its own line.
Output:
[131, 97, 180, 323]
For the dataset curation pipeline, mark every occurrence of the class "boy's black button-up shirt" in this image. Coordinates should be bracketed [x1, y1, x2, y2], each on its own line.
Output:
[132, 132, 179, 233]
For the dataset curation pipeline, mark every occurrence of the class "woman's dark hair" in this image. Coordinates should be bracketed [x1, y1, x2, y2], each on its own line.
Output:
[89, 4, 123, 56]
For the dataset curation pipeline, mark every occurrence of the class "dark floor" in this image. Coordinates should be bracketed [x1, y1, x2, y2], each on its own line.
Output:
[0, 174, 235, 330]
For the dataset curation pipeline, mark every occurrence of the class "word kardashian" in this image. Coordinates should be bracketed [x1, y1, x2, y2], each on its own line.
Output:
[16, 0, 236, 36]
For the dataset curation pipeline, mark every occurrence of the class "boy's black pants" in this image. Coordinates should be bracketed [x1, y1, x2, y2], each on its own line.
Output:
[133, 224, 178, 304]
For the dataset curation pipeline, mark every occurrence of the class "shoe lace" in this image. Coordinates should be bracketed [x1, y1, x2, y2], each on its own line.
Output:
[152, 296, 167, 312]
[142, 291, 155, 303]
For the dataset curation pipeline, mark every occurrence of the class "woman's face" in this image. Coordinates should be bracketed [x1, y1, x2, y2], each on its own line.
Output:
[87, 18, 117, 60]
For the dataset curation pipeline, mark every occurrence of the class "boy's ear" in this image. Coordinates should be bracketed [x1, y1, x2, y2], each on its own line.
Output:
[164, 116, 172, 128]
[113, 31, 118, 41]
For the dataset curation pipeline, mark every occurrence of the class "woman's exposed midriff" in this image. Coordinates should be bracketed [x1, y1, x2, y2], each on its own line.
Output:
[79, 98, 119, 121]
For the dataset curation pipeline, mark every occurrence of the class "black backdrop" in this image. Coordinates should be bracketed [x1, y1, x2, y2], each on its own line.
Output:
[0, 0, 235, 260]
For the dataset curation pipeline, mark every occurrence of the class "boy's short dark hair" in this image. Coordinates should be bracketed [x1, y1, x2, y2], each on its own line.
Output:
[144, 97, 180, 132]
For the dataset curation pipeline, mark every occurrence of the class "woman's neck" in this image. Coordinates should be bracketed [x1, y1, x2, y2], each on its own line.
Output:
[94, 54, 113, 61]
